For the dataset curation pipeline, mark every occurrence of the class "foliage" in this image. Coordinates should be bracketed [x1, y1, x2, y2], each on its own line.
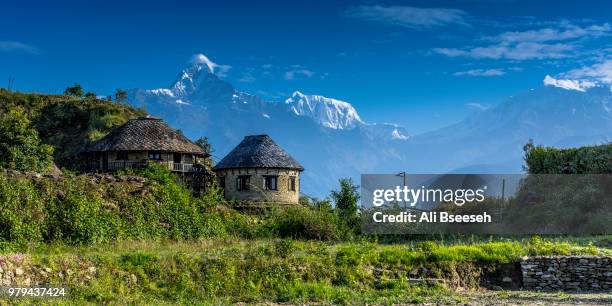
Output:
[523, 139, 612, 174]
[0, 165, 230, 247]
[115, 88, 128, 104]
[64, 83, 84, 97]
[0, 108, 54, 172]
[194, 136, 212, 155]
[0, 89, 145, 169]
[266, 205, 346, 241]
[4, 237, 607, 304]
[331, 178, 361, 234]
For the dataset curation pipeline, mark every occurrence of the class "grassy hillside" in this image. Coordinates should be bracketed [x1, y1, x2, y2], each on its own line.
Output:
[1, 237, 608, 305]
[0, 89, 145, 169]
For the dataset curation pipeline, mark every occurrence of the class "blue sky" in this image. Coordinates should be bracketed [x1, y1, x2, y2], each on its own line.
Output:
[2, 0, 612, 133]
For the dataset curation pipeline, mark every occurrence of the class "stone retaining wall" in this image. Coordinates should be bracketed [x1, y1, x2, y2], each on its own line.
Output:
[521, 256, 611, 291]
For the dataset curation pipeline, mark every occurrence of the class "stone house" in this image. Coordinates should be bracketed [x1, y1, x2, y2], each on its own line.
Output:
[213, 135, 304, 204]
[84, 116, 208, 174]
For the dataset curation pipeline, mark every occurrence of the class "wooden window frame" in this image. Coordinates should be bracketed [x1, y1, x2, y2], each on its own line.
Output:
[263, 175, 278, 191]
[236, 175, 251, 191]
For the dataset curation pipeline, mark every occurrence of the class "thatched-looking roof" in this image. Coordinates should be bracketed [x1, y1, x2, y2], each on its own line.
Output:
[214, 135, 304, 171]
[86, 116, 206, 155]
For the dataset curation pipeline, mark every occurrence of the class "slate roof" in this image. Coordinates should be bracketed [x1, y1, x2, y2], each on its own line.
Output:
[213, 135, 304, 171]
[86, 116, 206, 155]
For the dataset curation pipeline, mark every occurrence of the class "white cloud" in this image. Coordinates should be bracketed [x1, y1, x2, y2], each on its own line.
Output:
[490, 23, 610, 43]
[434, 42, 573, 60]
[433, 22, 610, 61]
[543, 75, 597, 92]
[0, 41, 37, 53]
[190, 53, 232, 77]
[563, 59, 612, 84]
[345, 5, 468, 29]
[466, 102, 490, 111]
[284, 69, 315, 80]
[453, 68, 505, 77]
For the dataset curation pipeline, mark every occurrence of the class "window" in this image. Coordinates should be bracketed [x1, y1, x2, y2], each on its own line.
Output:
[236, 175, 250, 191]
[148, 151, 161, 160]
[117, 151, 128, 160]
[219, 176, 225, 189]
[264, 176, 278, 191]
[173, 153, 182, 163]
[289, 176, 297, 191]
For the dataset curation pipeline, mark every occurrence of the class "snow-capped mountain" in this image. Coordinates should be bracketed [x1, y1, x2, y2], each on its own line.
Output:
[284, 91, 410, 140]
[285, 91, 364, 129]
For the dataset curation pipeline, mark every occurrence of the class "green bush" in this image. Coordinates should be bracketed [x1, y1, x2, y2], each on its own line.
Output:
[267, 206, 346, 241]
[524, 141, 612, 174]
[0, 165, 235, 248]
[0, 108, 54, 172]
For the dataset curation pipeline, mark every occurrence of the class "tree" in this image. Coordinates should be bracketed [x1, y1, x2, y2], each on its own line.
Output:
[330, 178, 360, 233]
[84, 92, 96, 99]
[115, 89, 128, 103]
[195, 136, 213, 155]
[0, 108, 54, 172]
[64, 83, 84, 97]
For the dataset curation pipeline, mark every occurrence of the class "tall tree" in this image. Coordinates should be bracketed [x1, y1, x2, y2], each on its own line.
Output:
[0, 108, 54, 172]
[330, 178, 361, 233]
[195, 136, 213, 155]
[115, 89, 128, 103]
[64, 83, 84, 97]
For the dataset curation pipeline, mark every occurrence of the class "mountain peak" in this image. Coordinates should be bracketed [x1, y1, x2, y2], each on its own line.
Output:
[190, 53, 218, 74]
[284, 92, 364, 130]
[291, 90, 305, 98]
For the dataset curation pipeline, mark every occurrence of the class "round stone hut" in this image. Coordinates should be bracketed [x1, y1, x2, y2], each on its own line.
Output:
[213, 135, 304, 204]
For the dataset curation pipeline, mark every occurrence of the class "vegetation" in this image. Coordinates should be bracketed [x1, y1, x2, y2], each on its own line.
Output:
[0, 89, 145, 169]
[63, 83, 84, 97]
[523, 139, 612, 174]
[0, 108, 54, 172]
[1, 236, 608, 304]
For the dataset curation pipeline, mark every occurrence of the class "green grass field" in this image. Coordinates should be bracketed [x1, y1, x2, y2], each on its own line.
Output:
[0, 236, 609, 305]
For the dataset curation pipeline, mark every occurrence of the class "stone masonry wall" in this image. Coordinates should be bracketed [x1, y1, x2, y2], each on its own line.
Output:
[216, 168, 300, 204]
[521, 256, 611, 291]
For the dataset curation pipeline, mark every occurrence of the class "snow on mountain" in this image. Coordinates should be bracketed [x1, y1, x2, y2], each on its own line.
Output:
[284, 91, 364, 130]
[543, 75, 598, 92]
[284, 91, 410, 140]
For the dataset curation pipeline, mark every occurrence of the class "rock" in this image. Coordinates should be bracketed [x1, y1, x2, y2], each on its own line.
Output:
[502, 276, 513, 283]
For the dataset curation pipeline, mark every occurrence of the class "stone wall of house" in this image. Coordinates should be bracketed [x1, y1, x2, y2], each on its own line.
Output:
[216, 168, 300, 204]
[521, 256, 611, 291]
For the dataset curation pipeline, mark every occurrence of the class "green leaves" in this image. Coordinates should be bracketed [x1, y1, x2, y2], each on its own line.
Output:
[524, 141, 612, 174]
[0, 108, 54, 172]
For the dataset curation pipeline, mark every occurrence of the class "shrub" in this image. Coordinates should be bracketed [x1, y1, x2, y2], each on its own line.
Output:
[0, 108, 54, 172]
[523, 140, 612, 174]
[267, 206, 345, 241]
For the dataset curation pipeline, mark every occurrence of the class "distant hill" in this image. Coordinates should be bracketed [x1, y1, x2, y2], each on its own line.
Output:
[0, 89, 145, 169]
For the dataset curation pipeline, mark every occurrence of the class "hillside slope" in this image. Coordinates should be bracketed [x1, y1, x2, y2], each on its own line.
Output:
[0, 89, 145, 169]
